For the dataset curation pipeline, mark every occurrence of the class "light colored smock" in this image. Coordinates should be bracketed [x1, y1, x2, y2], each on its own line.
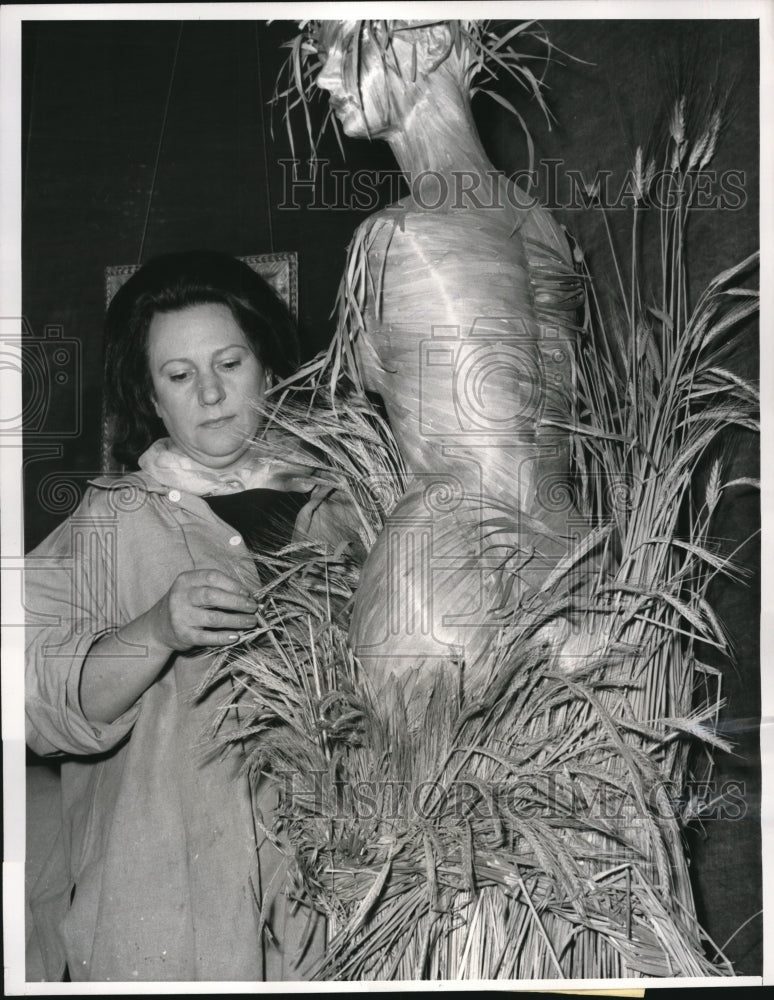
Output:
[25, 471, 320, 982]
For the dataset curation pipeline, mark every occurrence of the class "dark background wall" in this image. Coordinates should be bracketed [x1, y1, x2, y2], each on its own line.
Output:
[21, 18, 760, 973]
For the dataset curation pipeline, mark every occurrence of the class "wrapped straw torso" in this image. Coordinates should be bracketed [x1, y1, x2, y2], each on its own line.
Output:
[344, 184, 589, 695]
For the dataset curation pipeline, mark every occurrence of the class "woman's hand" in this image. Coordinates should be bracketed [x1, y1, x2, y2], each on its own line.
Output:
[79, 567, 258, 725]
[147, 568, 259, 652]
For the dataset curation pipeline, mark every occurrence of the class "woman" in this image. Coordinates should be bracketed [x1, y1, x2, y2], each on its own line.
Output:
[25, 250, 330, 982]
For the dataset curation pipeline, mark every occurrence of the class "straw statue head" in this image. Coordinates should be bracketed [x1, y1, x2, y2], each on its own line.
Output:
[313, 20, 469, 140]
[275, 19, 554, 159]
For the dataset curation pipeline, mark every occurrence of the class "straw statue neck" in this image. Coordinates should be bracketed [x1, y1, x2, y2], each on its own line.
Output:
[385, 77, 496, 192]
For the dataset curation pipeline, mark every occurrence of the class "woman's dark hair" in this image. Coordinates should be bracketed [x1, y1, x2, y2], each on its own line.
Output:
[104, 250, 300, 466]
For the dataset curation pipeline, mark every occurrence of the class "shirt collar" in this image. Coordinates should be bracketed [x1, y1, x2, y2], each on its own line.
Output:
[88, 470, 166, 493]
[87, 470, 237, 524]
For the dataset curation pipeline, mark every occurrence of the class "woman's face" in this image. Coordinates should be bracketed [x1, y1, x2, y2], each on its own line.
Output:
[147, 302, 267, 469]
[315, 21, 403, 139]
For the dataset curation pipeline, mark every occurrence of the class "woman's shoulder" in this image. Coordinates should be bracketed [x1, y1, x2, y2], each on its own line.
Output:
[82, 471, 167, 515]
[28, 472, 165, 556]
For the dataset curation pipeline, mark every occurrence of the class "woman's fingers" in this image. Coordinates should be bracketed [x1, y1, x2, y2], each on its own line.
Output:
[196, 568, 254, 596]
[198, 608, 258, 630]
[172, 611, 260, 649]
[190, 629, 247, 646]
[191, 585, 258, 613]
[156, 568, 262, 651]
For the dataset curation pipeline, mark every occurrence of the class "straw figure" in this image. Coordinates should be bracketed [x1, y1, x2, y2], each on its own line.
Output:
[208, 20, 758, 980]
[309, 20, 593, 703]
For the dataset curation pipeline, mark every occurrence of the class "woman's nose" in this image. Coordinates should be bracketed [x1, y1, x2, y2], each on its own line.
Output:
[198, 374, 225, 406]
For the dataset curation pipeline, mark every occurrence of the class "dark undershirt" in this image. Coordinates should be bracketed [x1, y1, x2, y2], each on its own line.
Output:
[203, 488, 308, 555]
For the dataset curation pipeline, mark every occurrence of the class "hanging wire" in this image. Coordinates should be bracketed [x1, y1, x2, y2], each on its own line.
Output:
[254, 22, 275, 253]
[137, 21, 184, 265]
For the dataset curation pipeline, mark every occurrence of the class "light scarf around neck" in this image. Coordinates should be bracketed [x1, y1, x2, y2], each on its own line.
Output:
[138, 437, 321, 497]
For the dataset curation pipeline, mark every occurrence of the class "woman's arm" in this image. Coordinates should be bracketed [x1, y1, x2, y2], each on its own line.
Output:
[79, 568, 260, 724]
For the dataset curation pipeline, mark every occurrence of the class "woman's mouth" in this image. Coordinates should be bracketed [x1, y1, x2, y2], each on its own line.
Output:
[200, 416, 235, 429]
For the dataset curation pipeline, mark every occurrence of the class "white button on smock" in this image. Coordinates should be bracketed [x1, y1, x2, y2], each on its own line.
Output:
[168, 489, 181, 502]
[229, 535, 242, 547]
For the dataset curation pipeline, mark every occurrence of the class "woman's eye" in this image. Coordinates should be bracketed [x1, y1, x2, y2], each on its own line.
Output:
[219, 358, 242, 372]
[169, 371, 191, 383]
